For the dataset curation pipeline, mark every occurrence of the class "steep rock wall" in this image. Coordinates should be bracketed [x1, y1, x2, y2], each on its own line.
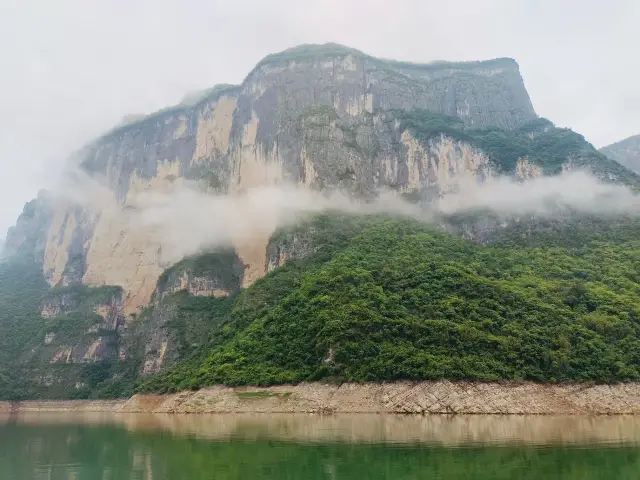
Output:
[33, 286, 125, 370]
[5, 45, 537, 314]
[153, 250, 244, 302]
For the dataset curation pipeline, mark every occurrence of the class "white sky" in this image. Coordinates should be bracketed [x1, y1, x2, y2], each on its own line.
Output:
[0, 0, 638, 237]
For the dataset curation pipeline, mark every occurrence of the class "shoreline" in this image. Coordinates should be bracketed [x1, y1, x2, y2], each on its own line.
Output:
[3, 380, 640, 415]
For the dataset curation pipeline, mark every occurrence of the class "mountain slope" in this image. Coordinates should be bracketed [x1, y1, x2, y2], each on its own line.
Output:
[2, 43, 640, 400]
[601, 134, 640, 173]
[139, 214, 640, 392]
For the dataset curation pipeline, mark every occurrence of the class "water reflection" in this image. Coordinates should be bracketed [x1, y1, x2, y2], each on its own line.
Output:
[3, 412, 640, 446]
[2, 414, 640, 479]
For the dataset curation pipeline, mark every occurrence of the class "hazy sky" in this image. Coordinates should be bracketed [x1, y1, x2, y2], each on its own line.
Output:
[1, 0, 638, 237]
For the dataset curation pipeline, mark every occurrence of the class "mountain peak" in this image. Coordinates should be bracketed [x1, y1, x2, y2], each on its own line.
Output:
[601, 134, 640, 173]
[255, 42, 520, 72]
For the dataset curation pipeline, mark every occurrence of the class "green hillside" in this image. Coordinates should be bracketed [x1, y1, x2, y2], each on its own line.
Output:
[3, 104, 640, 399]
[4, 210, 640, 400]
[138, 214, 640, 393]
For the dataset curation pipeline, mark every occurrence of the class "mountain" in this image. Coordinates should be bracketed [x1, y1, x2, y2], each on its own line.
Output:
[2, 43, 640, 400]
[4, 43, 542, 314]
[601, 134, 640, 173]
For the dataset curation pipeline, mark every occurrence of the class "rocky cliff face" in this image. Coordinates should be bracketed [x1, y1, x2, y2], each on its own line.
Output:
[152, 250, 244, 303]
[5, 44, 537, 316]
[3, 192, 54, 262]
[37, 286, 125, 365]
[601, 134, 640, 173]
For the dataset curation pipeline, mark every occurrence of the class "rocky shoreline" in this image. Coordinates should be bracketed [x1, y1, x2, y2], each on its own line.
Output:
[2, 381, 640, 415]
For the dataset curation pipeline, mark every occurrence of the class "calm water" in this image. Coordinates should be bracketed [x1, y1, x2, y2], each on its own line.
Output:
[1, 413, 640, 479]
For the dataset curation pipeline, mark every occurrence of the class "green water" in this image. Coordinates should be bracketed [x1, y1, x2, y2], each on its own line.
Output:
[1, 414, 640, 479]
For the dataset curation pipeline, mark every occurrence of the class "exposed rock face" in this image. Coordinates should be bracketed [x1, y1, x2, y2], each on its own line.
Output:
[3, 192, 53, 262]
[514, 157, 543, 181]
[407, 132, 493, 191]
[5, 381, 640, 415]
[266, 231, 319, 272]
[40, 291, 79, 318]
[157, 274, 231, 300]
[137, 300, 181, 376]
[134, 251, 246, 375]
[153, 251, 244, 302]
[37, 287, 125, 366]
[122, 381, 640, 415]
[601, 134, 640, 173]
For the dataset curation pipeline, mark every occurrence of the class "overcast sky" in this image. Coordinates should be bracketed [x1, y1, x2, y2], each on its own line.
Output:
[0, 0, 638, 237]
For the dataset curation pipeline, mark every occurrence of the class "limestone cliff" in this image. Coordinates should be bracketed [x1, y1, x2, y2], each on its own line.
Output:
[601, 134, 640, 173]
[153, 250, 244, 302]
[5, 43, 537, 315]
[37, 285, 125, 364]
[3, 192, 54, 263]
[133, 250, 245, 375]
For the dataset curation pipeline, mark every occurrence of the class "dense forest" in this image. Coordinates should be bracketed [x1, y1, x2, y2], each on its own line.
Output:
[137, 213, 640, 393]
[0, 258, 48, 399]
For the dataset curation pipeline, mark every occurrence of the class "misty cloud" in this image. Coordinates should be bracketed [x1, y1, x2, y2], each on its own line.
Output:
[45, 166, 640, 266]
[1, 0, 639, 239]
[123, 181, 426, 264]
[437, 170, 640, 217]
[137, 170, 640, 263]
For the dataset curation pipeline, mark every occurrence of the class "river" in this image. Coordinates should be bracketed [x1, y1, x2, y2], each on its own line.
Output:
[1, 413, 639, 479]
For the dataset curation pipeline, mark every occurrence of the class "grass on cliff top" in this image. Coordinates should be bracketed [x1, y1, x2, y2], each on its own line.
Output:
[45, 284, 123, 307]
[154, 249, 244, 299]
[395, 109, 640, 183]
[254, 43, 516, 74]
[138, 213, 640, 393]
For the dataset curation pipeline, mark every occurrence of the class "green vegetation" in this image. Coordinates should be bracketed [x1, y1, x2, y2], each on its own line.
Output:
[166, 292, 236, 357]
[155, 249, 244, 298]
[138, 214, 640, 392]
[299, 105, 339, 125]
[255, 43, 365, 69]
[45, 283, 123, 308]
[202, 171, 224, 192]
[394, 109, 470, 144]
[5, 106, 640, 399]
[0, 257, 127, 400]
[0, 257, 49, 399]
[5, 210, 640, 399]
[255, 42, 515, 75]
[395, 109, 640, 182]
[45, 312, 101, 342]
[40, 284, 123, 348]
